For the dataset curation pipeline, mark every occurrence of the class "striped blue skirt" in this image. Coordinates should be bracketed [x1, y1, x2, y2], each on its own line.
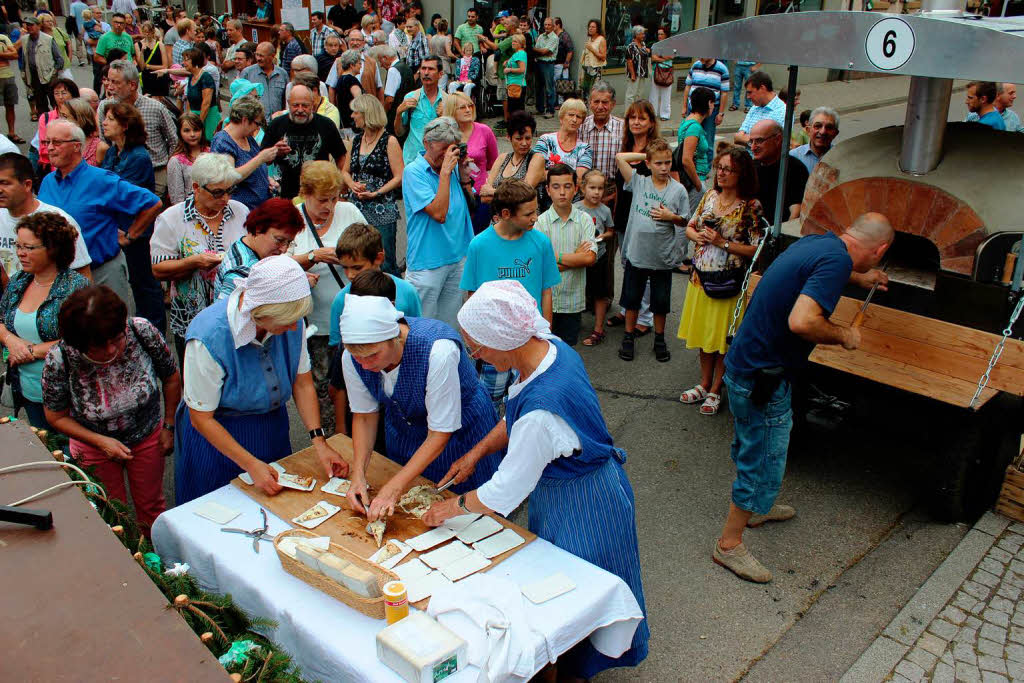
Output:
[173, 402, 293, 505]
[528, 454, 650, 678]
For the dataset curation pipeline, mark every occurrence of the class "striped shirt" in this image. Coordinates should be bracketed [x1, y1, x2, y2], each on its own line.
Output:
[685, 60, 730, 106]
[309, 26, 337, 56]
[534, 206, 597, 314]
[739, 94, 788, 134]
[580, 115, 624, 179]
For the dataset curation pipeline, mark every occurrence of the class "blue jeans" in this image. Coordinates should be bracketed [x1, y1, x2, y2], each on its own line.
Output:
[538, 61, 556, 114]
[724, 371, 793, 515]
[732, 63, 753, 108]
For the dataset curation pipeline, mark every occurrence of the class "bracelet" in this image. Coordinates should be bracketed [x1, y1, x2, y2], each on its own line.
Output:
[27, 343, 35, 359]
[557, 253, 562, 266]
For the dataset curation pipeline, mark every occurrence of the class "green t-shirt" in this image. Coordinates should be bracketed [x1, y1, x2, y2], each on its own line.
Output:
[504, 49, 527, 87]
[453, 23, 483, 52]
[95, 30, 134, 58]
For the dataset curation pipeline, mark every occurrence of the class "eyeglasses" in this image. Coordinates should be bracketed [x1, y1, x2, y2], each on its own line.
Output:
[14, 242, 45, 251]
[463, 338, 485, 359]
[45, 139, 78, 147]
[715, 165, 737, 174]
[749, 134, 780, 146]
[269, 234, 294, 247]
[201, 184, 237, 198]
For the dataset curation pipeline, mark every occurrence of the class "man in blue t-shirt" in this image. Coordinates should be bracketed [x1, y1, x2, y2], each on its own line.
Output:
[713, 212, 894, 584]
[965, 81, 1007, 131]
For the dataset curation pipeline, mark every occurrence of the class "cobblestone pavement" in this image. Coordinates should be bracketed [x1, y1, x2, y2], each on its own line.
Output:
[844, 513, 1024, 683]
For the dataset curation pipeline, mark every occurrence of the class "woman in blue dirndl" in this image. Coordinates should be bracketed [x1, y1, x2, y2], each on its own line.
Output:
[175, 256, 349, 504]
[337, 294, 503, 521]
[422, 279, 650, 679]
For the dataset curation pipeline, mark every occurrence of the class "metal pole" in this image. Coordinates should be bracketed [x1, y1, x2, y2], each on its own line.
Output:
[771, 64, 798, 238]
[899, 76, 953, 175]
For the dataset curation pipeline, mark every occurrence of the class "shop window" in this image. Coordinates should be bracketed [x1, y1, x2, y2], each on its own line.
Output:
[756, 0, 822, 13]
[604, 0, 697, 70]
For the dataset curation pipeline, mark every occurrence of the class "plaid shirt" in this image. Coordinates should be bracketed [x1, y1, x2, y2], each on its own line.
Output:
[98, 93, 178, 167]
[172, 39, 193, 66]
[534, 206, 597, 313]
[280, 38, 304, 73]
[580, 114, 624, 179]
[405, 32, 429, 71]
[309, 26, 337, 57]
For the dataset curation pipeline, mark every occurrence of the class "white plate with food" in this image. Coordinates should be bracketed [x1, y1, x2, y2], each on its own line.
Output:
[406, 526, 457, 552]
[291, 500, 341, 529]
[419, 540, 473, 569]
[368, 539, 412, 569]
[320, 477, 351, 497]
[456, 516, 504, 544]
[472, 528, 525, 559]
[278, 472, 316, 491]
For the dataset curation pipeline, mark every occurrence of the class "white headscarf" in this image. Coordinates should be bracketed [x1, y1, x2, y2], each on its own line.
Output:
[339, 295, 404, 344]
[457, 280, 552, 351]
[232, 255, 311, 348]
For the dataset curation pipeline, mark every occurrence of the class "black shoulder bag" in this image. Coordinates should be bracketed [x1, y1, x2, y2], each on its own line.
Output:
[301, 204, 346, 289]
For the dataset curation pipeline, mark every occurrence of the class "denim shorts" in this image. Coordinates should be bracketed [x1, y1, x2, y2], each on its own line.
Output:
[724, 371, 793, 516]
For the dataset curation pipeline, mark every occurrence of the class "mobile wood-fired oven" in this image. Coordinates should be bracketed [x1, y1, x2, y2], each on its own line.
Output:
[658, 3, 1024, 520]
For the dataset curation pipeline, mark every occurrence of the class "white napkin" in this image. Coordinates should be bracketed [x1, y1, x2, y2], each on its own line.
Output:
[427, 574, 553, 683]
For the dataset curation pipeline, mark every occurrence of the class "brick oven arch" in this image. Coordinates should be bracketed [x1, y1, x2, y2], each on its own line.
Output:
[800, 176, 986, 275]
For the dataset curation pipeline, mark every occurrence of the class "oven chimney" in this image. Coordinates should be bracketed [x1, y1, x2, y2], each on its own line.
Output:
[898, 0, 966, 175]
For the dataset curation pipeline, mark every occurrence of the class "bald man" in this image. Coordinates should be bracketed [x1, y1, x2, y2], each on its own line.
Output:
[751, 118, 809, 223]
[712, 212, 893, 583]
[240, 41, 290, 116]
[261, 84, 347, 199]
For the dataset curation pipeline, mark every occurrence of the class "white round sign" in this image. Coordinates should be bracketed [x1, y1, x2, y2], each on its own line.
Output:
[865, 17, 915, 71]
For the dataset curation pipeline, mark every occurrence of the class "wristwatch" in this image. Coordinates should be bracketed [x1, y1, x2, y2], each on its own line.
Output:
[308, 427, 326, 441]
[307, 251, 316, 263]
[457, 494, 471, 514]
[724, 240, 732, 252]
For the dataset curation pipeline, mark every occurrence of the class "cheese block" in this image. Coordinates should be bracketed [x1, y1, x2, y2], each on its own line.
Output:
[340, 563, 382, 598]
[316, 553, 352, 584]
[295, 545, 325, 572]
[376, 612, 467, 683]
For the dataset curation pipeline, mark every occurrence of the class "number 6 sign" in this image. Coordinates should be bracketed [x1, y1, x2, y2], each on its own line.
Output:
[865, 17, 915, 71]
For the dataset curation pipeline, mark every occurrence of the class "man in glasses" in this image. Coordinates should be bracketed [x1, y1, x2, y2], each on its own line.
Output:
[789, 107, 839, 174]
[98, 59, 178, 198]
[38, 119, 163, 316]
[749, 119, 809, 224]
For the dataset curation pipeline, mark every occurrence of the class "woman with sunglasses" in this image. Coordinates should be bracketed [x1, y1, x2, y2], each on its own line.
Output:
[43, 285, 181, 536]
[337, 294, 503, 523]
[151, 153, 250, 361]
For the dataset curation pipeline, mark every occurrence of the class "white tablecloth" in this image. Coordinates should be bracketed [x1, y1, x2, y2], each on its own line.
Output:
[152, 485, 643, 682]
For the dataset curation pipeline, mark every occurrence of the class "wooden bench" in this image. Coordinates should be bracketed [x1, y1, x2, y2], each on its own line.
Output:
[745, 275, 1024, 410]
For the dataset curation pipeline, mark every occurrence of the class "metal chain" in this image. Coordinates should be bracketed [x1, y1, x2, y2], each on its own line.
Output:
[726, 221, 773, 343]
[969, 292, 1024, 409]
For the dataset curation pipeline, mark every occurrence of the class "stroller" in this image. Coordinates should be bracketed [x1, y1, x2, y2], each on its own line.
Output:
[478, 52, 500, 119]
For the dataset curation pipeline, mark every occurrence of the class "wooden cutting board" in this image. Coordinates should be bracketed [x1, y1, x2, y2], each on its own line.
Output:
[231, 434, 535, 606]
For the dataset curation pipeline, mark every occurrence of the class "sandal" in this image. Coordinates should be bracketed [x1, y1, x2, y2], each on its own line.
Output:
[582, 330, 606, 347]
[606, 314, 626, 327]
[8, 134, 25, 144]
[680, 385, 708, 404]
[728, 105, 739, 111]
[653, 337, 671, 362]
[700, 393, 721, 415]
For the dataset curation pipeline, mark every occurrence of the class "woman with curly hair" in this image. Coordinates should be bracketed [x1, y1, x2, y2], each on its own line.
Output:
[0, 212, 90, 427]
[677, 146, 763, 416]
[99, 101, 154, 191]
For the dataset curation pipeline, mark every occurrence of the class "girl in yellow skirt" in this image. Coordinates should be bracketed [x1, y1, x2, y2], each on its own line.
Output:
[678, 147, 763, 415]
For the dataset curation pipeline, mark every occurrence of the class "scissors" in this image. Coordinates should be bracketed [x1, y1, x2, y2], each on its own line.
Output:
[221, 508, 274, 553]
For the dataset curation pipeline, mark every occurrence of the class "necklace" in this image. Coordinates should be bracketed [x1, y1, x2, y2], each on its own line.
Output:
[360, 129, 382, 154]
[506, 152, 525, 171]
[32, 275, 56, 288]
[195, 206, 223, 221]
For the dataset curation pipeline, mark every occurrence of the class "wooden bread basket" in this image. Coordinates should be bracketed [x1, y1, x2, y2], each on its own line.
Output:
[274, 528, 399, 619]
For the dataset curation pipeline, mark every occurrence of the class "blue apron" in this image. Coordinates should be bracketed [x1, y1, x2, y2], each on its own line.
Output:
[174, 297, 303, 504]
[506, 338, 650, 678]
[352, 317, 502, 492]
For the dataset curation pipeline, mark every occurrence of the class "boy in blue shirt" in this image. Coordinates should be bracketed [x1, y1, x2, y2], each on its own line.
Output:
[328, 223, 422, 436]
[460, 179, 560, 404]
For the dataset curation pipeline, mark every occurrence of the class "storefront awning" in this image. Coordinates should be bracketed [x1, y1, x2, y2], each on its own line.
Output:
[654, 11, 1024, 83]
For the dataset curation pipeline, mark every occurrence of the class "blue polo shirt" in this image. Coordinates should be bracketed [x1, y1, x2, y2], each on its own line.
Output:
[39, 161, 159, 267]
[400, 88, 447, 165]
[402, 153, 473, 272]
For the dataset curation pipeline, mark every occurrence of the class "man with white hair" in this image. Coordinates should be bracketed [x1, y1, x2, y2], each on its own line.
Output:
[366, 44, 415, 129]
[261, 84, 347, 200]
[714, 212, 893, 583]
[98, 60, 178, 197]
[401, 116, 474, 327]
[38, 119, 163, 314]
[789, 106, 839, 173]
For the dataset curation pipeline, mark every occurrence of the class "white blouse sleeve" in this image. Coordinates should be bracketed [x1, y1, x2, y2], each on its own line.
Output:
[297, 334, 311, 374]
[476, 410, 580, 516]
[183, 339, 226, 411]
[342, 350, 380, 413]
[424, 340, 462, 433]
